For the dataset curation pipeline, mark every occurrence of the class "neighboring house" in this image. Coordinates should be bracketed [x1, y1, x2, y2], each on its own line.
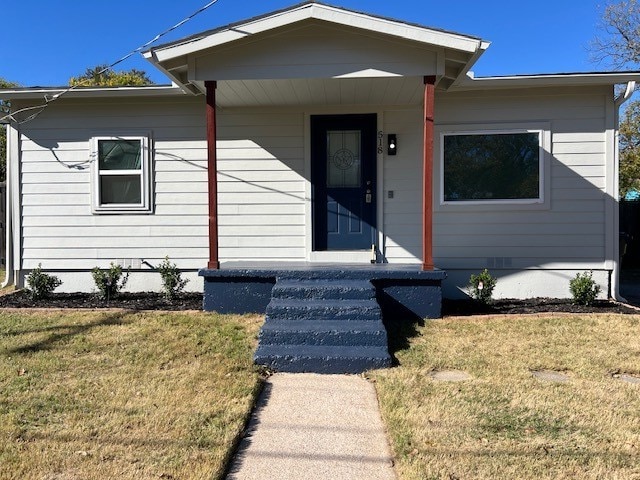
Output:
[2, 1, 639, 302]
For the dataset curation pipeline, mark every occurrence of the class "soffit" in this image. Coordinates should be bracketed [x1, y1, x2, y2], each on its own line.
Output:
[215, 77, 425, 107]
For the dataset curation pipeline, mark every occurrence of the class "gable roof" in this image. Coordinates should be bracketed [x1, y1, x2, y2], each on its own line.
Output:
[143, 1, 490, 94]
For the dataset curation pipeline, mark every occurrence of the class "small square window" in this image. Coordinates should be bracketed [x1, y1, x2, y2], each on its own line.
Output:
[441, 130, 543, 204]
[92, 136, 152, 213]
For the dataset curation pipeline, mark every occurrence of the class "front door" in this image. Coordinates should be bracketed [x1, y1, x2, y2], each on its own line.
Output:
[311, 114, 377, 251]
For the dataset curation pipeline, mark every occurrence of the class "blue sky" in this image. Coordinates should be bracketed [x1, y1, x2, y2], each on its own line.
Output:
[1, 0, 612, 87]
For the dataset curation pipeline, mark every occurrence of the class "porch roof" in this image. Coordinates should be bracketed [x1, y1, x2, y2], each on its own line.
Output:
[142, 1, 490, 95]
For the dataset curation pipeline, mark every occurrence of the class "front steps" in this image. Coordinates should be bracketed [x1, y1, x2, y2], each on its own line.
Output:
[254, 278, 392, 374]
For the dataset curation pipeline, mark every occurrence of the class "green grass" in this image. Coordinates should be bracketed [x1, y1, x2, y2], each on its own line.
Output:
[0, 310, 263, 480]
[371, 313, 640, 480]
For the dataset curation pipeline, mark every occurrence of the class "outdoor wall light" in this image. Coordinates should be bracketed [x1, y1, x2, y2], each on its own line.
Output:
[387, 134, 397, 155]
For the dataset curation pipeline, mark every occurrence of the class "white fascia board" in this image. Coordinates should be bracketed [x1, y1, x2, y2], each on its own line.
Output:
[151, 3, 484, 63]
[310, 5, 482, 52]
[151, 6, 313, 62]
[451, 41, 491, 87]
[452, 72, 640, 90]
[142, 53, 199, 95]
[0, 85, 189, 101]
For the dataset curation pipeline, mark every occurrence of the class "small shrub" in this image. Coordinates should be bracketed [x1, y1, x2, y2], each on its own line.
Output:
[468, 269, 497, 304]
[26, 264, 62, 300]
[157, 256, 189, 300]
[92, 263, 129, 300]
[569, 271, 601, 306]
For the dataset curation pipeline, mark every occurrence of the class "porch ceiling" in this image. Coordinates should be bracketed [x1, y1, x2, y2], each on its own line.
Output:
[211, 77, 424, 107]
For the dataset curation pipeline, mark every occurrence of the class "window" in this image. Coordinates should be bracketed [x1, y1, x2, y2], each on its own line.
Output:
[92, 136, 152, 213]
[327, 130, 361, 188]
[441, 129, 543, 204]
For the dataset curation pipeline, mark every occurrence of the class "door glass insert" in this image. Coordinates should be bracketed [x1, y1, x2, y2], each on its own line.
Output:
[327, 130, 361, 188]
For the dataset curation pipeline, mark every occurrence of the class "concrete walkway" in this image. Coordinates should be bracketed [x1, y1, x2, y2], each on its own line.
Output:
[226, 373, 396, 480]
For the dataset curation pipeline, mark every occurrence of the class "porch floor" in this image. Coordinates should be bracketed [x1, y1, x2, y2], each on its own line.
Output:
[204, 261, 446, 276]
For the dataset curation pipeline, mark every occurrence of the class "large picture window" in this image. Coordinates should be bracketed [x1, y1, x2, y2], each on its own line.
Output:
[442, 130, 543, 204]
[92, 136, 152, 213]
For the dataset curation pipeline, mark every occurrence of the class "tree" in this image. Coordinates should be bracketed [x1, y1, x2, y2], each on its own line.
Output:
[620, 100, 640, 198]
[592, 0, 640, 69]
[0, 77, 19, 182]
[593, 1, 640, 198]
[69, 65, 154, 87]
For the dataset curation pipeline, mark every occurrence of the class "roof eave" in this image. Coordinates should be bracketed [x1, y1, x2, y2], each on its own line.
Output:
[448, 40, 491, 89]
[450, 72, 640, 90]
[0, 85, 189, 101]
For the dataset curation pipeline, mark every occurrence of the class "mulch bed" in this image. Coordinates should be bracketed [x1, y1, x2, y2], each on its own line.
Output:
[0, 290, 203, 311]
[443, 297, 639, 315]
[0, 289, 638, 314]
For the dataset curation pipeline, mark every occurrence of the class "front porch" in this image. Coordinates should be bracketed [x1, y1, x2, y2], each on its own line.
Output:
[146, 3, 478, 372]
[142, 2, 488, 277]
[200, 263, 445, 373]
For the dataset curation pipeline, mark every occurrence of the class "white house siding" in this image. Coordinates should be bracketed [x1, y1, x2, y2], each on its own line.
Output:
[216, 109, 306, 262]
[382, 86, 614, 298]
[193, 23, 440, 81]
[17, 96, 208, 291]
[382, 107, 424, 262]
[15, 84, 615, 298]
[17, 98, 307, 291]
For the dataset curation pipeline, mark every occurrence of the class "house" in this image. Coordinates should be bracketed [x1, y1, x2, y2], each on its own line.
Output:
[2, 1, 638, 316]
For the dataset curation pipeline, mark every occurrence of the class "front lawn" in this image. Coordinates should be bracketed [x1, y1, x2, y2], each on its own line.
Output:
[0, 310, 262, 480]
[371, 313, 640, 480]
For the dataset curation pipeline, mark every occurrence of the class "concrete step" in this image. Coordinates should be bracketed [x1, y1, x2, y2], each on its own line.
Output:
[254, 344, 392, 374]
[265, 298, 381, 321]
[259, 319, 388, 346]
[271, 279, 375, 300]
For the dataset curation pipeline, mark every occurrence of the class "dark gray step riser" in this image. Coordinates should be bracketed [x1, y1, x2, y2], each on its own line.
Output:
[268, 298, 379, 308]
[259, 329, 388, 347]
[265, 311, 381, 322]
[266, 303, 381, 318]
[271, 287, 375, 300]
[253, 354, 392, 374]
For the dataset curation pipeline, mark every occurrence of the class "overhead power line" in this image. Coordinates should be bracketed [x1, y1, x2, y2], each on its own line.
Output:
[1, 0, 220, 125]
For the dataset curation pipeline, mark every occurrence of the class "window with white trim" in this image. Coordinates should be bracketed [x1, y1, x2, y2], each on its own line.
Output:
[441, 129, 544, 204]
[92, 136, 152, 213]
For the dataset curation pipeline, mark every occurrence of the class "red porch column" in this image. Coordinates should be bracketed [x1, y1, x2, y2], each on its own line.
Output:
[422, 76, 436, 270]
[206, 80, 220, 269]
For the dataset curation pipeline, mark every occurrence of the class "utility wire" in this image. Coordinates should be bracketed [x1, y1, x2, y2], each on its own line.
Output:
[1, 0, 220, 125]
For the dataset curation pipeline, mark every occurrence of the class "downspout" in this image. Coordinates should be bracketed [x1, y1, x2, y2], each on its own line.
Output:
[2, 123, 13, 288]
[613, 80, 636, 301]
